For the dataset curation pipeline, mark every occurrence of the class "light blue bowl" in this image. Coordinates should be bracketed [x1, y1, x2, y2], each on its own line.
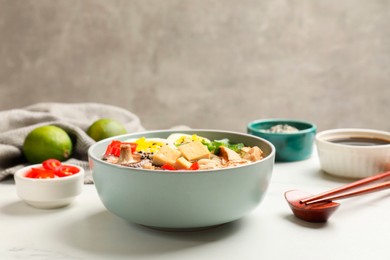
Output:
[88, 129, 275, 230]
[247, 119, 316, 162]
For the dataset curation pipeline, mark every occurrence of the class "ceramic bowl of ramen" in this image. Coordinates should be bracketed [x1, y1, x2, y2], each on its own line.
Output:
[88, 129, 275, 230]
[316, 128, 390, 178]
[247, 119, 317, 162]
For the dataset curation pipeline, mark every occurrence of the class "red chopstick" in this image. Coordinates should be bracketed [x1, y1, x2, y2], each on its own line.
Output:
[301, 171, 390, 205]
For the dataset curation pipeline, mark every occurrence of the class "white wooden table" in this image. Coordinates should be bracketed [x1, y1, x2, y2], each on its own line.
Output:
[1, 150, 390, 260]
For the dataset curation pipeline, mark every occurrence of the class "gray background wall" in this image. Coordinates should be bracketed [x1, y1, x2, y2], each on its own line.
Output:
[0, 0, 389, 132]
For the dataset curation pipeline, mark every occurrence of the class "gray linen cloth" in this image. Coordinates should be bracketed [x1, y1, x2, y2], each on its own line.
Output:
[0, 102, 145, 184]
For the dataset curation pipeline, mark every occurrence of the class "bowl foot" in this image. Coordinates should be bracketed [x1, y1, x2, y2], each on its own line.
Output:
[24, 199, 73, 209]
[140, 223, 227, 232]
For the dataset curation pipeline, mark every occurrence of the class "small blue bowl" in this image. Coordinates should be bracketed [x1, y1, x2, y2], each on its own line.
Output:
[247, 119, 316, 162]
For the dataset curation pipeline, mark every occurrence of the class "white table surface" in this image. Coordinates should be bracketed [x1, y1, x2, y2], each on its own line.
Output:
[1, 151, 390, 260]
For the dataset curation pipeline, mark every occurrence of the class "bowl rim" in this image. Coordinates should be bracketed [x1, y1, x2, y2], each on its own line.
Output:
[88, 128, 276, 174]
[247, 118, 317, 135]
[15, 164, 84, 183]
[316, 128, 390, 149]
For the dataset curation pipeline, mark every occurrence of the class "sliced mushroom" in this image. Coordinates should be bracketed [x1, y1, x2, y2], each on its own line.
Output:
[219, 146, 242, 162]
[117, 144, 137, 164]
[242, 146, 263, 162]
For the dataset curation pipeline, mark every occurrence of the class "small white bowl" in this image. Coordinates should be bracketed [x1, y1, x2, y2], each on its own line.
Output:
[316, 128, 390, 178]
[14, 164, 84, 209]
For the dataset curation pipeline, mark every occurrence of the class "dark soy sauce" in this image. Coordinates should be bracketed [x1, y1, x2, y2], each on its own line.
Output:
[330, 137, 390, 146]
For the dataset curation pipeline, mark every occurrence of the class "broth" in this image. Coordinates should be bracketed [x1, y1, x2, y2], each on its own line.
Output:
[329, 137, 390, 146]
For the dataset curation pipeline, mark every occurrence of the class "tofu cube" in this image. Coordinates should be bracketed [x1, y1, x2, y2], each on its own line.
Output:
[152, 145, 181, 166]
[178, 141, 210, 161]
[174, 157, 192, 170]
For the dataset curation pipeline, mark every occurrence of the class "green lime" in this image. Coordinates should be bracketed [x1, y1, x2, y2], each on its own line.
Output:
[86, 118, 127, 141]
[23, 125, 73, 163]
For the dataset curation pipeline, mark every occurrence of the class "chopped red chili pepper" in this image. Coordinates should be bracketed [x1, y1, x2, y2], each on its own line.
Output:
[161, 164, 176, 170]
[55, 165, 80, 177]
[26, 167, 56, 179]
[25, 159, 81, 179]
[42, 159, 62, 171]
[189, 161, 199, 170]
